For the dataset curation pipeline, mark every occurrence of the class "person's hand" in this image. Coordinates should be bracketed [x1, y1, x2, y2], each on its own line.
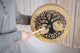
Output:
[21, 30, 34, 41]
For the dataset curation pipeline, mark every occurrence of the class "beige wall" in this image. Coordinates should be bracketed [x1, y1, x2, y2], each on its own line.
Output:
[16, 0, 80, 48]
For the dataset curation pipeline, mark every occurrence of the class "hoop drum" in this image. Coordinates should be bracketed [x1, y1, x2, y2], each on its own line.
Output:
[30, 4, 71, 43]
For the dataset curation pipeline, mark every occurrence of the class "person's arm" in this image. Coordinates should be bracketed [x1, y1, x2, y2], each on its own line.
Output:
[15, 2, 34, 41]
[15, 2, 31, 25]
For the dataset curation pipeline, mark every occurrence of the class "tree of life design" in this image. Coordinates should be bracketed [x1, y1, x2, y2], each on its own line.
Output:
[35, 10, 67, 39]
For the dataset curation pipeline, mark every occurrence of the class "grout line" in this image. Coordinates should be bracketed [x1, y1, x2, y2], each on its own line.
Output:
[56, 0, 57, 4]
[76, 0, 79, 48]
[72, 0, 77, 48]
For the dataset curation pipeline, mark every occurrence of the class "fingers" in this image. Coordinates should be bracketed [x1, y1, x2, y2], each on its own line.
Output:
[21, 31, 34, 41]
[26, 32, 34, 36]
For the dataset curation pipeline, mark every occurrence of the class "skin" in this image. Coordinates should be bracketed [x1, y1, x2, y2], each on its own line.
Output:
[21, 30, 34, 41]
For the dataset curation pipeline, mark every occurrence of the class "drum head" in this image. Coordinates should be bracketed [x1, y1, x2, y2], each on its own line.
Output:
[30, 4, 71, 43]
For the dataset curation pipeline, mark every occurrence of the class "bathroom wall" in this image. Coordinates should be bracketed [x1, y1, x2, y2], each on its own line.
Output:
[16, 0, 80, 48]
[16, 0, 80, 53]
